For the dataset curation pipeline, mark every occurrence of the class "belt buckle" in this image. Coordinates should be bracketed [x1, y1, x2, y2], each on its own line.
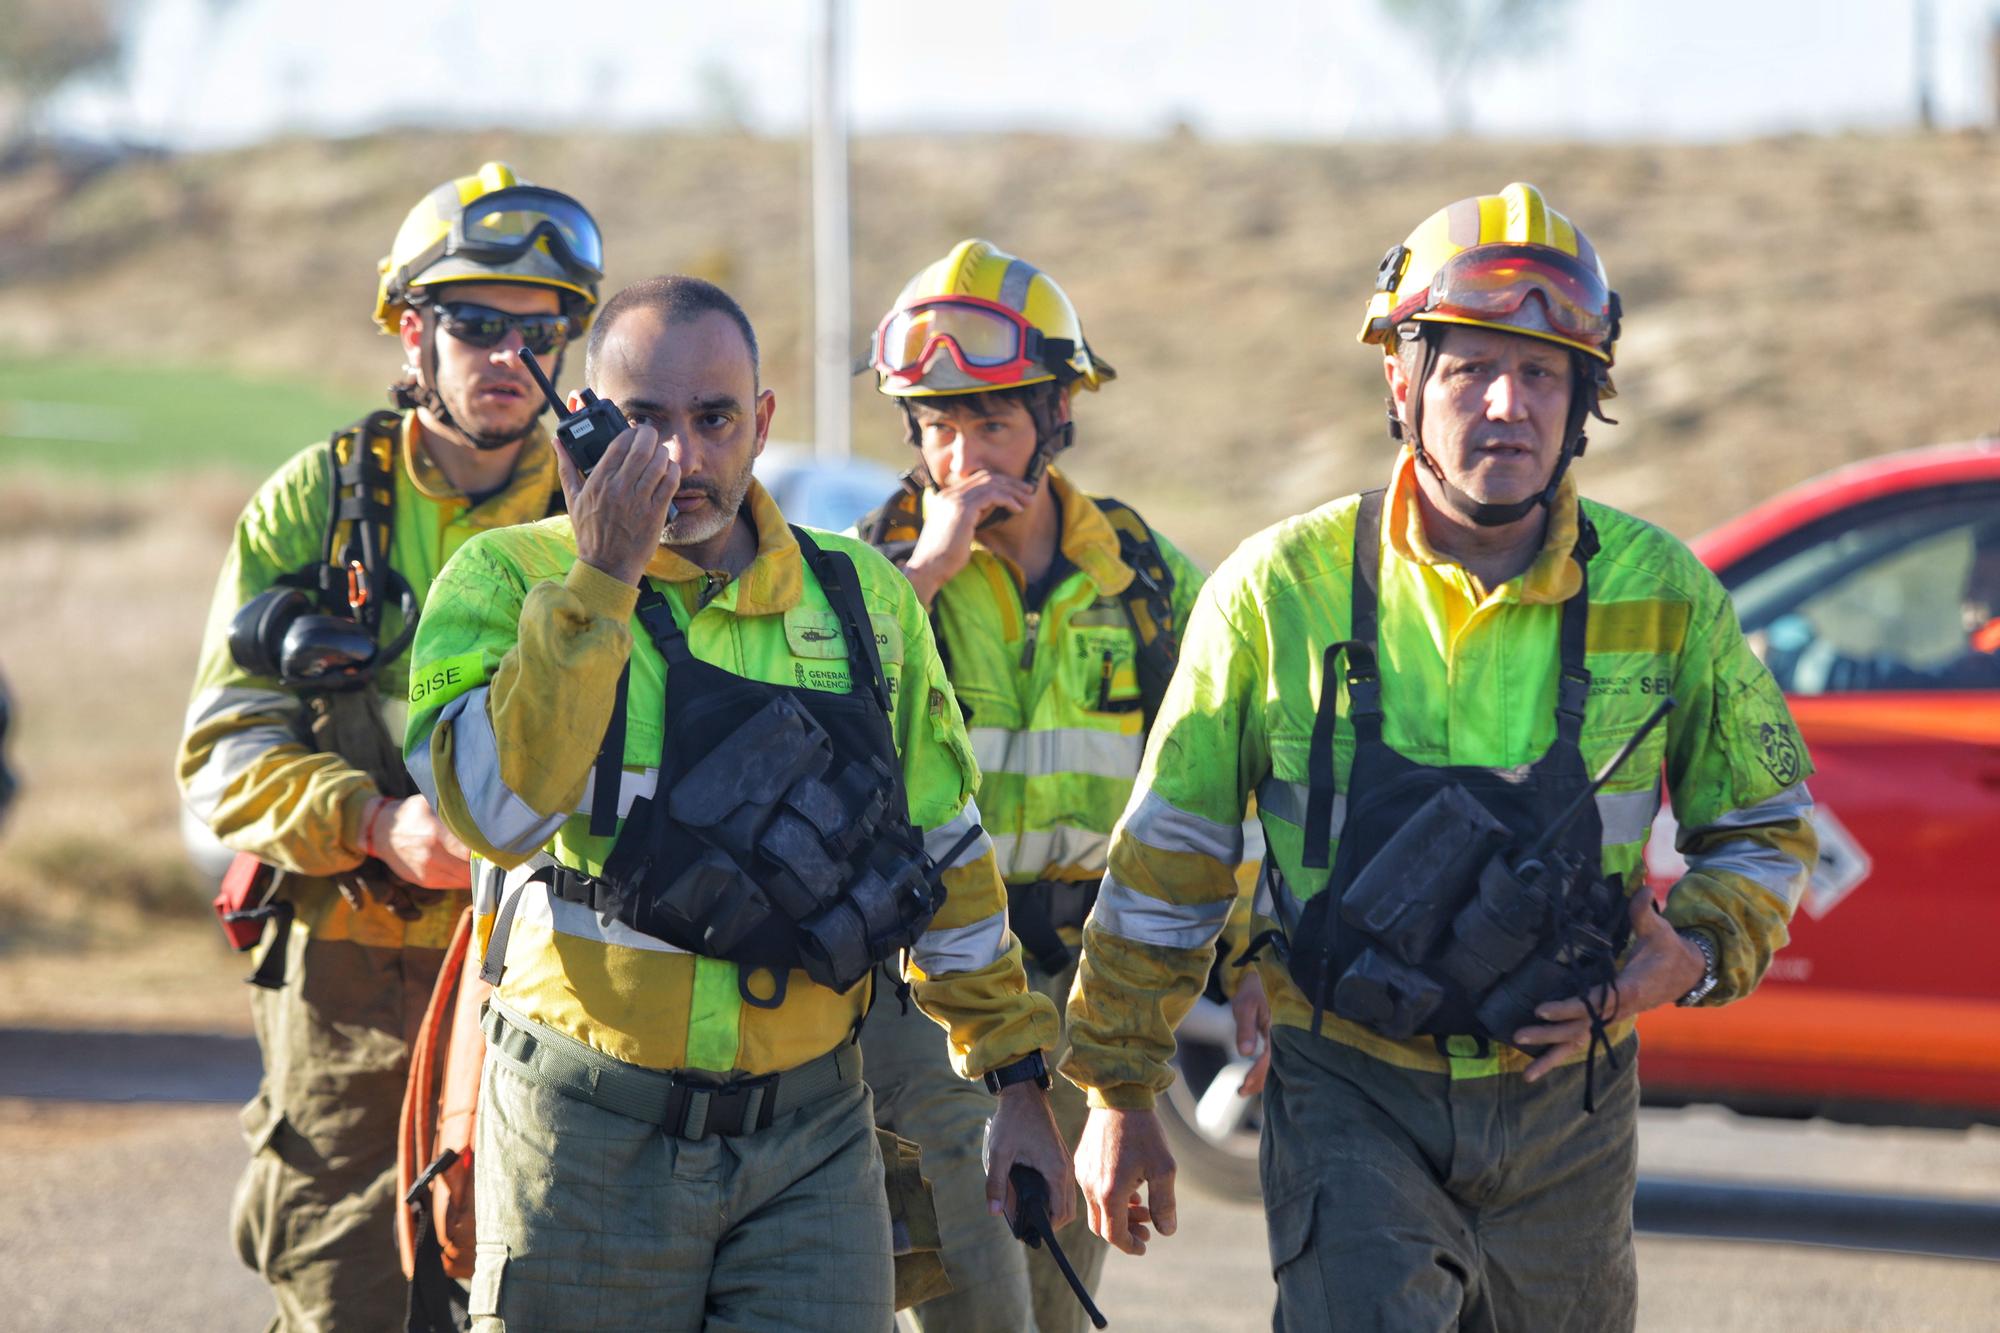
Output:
[671, 1070, 779, 1139]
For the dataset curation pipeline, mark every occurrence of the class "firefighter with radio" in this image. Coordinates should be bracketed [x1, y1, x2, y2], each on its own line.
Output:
[1061, 184, 1818, 1331]
[177, 161, 602, 1330]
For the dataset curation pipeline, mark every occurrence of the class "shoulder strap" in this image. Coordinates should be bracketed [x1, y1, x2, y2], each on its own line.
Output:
[1091, 496, 1180, 733]
[321, 410, 404, 635]
[1554, 510, 1598, 750]
[795, 528, 893, 716]
[1300, 489, 1386, 870]
[855, 472, 927, 564]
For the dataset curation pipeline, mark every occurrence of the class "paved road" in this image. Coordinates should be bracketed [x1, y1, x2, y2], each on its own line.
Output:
[5, 1027, 1998, 1331]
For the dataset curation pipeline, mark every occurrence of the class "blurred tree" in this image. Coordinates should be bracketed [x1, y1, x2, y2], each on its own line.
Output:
[1380, 0, 1578, 135]
[0, 0, 121, 147]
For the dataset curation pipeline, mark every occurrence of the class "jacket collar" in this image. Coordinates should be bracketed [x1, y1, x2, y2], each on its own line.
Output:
[639, 479, 803, 616]
[1384, 446, 1583, 604]
[400, 412, 559, 528]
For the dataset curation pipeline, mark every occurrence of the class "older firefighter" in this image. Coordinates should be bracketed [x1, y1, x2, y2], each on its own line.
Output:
[404, 275, 1070, 1332]
[177, 161, 600, 1330]
[1064, 183, 1817, 1331]
[855, 239, 1269, 1332]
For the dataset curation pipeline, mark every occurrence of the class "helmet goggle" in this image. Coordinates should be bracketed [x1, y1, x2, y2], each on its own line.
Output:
[872, 295, 1070, 390]
[1394, 243, 1615, 356]
[402, 185, 605, 291]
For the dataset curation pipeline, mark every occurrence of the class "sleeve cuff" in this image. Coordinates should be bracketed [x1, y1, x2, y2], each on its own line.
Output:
[565, 559, 642, 621]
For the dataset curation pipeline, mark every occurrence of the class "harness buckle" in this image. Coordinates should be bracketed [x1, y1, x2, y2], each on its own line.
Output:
[1345, 671, 1383, 717]
[667, 1071, 779, 1139]
[1557, 668, 1591, 720]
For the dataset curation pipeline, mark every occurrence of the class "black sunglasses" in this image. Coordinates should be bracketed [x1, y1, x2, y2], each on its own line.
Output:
[433, 301, 577, 356]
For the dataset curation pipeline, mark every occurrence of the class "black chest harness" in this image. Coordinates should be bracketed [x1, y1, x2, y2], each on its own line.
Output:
[483, 530, 974, 1009]
[1267, 489, 1638, 1104]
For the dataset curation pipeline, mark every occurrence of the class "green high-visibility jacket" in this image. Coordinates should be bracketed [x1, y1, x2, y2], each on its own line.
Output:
[1063, 451, 1817, 1104]
[403, 481, 1058, 1078]
[177, 414, 559, 949]
[921, 470, 1209, 891]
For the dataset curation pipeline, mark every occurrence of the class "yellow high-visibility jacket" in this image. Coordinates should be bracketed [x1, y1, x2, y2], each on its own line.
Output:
[1063, 450, 1817, 1105]
[404, 481, 1058, 1078]
[177, 414, 559, 949]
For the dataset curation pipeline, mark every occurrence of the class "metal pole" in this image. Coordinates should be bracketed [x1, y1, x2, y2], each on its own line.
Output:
[810, 0, 852, 463]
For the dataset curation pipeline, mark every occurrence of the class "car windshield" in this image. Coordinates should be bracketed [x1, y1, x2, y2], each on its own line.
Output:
[1729, 490, 2000, 694]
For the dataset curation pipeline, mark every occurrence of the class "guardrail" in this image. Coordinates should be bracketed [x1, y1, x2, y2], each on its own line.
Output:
[1635, 1176, 2000, 1262]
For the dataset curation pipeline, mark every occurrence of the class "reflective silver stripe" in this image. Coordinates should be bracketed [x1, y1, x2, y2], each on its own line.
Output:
[1089, 876, 1232, 951]
[969, 728, 1144, 780]
[990, 826, 1111, 877]
[1596, 787, 1661, 847]
[470, 856, 502, 916]
[490, 854, 690, 954]
[435, 687, 568, 857]
[1121, 790, 1244, 864]
[181, 686, 307, 819]
[1708, 782, 1814, 830]
[1683, 783, 1816, 910]
[573, 766, 658, 820]
[1687, 840, 1810, 910]
[1241, 818, 1266, 867]
[182, 724, 305, 820]
[1251, 866, 1275, 917]
[926, 804, 995, 871]
[912, 909, 1011, 975]
[998, 258, 1040, 311]
[1256, 776, 1345, 839]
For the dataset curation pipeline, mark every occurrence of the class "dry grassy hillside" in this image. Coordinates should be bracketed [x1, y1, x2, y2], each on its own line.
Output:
[6, 128, 2000, 552]
[2, 127, 1997, 974]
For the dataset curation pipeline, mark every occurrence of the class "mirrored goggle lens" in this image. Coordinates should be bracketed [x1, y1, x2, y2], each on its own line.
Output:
[460, 189, 604, 274]
[436, 303, 574, 355]
[880, 301, 1026, 371]
[1425, 246, 1613, 346]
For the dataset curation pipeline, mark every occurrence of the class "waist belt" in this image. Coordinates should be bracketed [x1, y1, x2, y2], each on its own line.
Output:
[482, 999, 861, 1139]
[1008, 879, 1099, 977]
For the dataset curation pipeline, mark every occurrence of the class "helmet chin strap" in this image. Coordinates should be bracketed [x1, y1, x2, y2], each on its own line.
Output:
[1390, 326, 1601, 529]
[388, 305, 554, 453]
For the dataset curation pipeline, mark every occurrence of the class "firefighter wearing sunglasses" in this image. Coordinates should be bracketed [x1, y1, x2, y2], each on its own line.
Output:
[856, 240, 1270, 1333]
[177, 161, 602, 1330]
[1062, 183, 1817, 1331]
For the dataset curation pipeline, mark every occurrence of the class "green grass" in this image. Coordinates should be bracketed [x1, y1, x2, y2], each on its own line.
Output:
[0, 358, 375, 475]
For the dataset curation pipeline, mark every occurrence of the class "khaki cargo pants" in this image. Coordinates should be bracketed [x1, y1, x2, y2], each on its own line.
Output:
[471, 1016, 895, 1332]
[863, 957, 1106, 1333]
[1260, 1026, 1640, 1333]
[232, 914, 447, 1332]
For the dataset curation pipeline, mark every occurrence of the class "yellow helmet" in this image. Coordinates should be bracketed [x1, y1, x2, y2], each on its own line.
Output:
[871, 239, 1113, 398]
[372, 162, 604, 334]
[1358, 181, 1619, 389]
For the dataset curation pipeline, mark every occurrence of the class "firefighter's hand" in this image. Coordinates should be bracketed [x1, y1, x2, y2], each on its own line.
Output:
[985, 1082, 1075, 1233]
[903, 470, 1036, 607]
[559, 412, 679, 585]
[1231, 967, 1274, 1097]
[361, 795, 473, 890]
[1515, 893, 1706, 1082]
[1075, 1106, 1176, 1256]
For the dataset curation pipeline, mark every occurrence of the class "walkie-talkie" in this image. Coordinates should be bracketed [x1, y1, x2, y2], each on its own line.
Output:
[1009, 1164, 1109, 1328]
[518, 347, 628, 477]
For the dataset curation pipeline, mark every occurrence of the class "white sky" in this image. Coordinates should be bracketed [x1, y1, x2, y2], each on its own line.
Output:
[44, 0, 2000, 148]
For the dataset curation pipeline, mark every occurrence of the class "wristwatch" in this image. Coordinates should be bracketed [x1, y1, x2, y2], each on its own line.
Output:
[1674, 930, 1720, 1007]
[984, 1050, 1052, 1094]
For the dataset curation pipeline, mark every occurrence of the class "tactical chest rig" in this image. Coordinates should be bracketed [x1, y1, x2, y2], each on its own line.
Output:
[1274, 489, 1641, 1099]
[484, 529, 971, 1008]
[858, 479, 1182, 975]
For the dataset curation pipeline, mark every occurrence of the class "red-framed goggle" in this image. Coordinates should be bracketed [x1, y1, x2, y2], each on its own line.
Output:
[1394, 244, 1617, 354]
[872, 295, 1066, 388]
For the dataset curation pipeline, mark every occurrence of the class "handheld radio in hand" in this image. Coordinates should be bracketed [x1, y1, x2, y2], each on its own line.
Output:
[1008, 1164, 1109, 1328]
[517, 347, 628, 477]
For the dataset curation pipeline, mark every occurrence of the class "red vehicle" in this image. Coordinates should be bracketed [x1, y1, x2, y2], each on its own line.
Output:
[1638, 441, 2000, 1127]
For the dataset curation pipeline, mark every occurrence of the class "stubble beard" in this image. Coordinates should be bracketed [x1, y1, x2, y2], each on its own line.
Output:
[659, 460, 756, 547]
